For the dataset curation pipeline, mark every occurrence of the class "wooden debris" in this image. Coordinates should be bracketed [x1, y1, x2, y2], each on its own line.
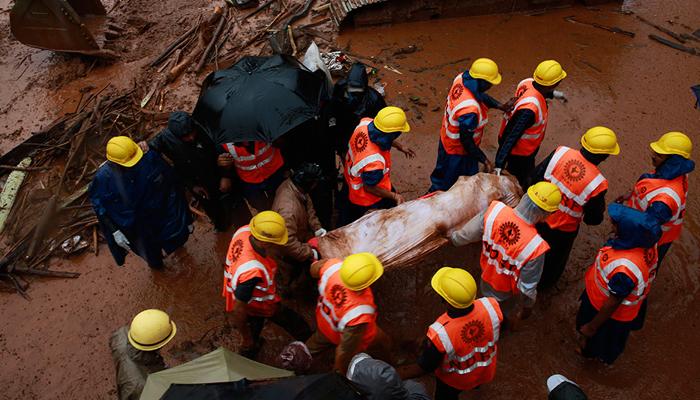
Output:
[150, 20, 201, 68]
[648, 34, 700, 56]
[0, 158, 32, 234]
[384, 65, 403, 75]
[564, 16, 635, 38]
[196, 8, 229, 72]
[635, 15, 687, 44]
[287, 25, 298, 56]
[243, 0, 276, 21]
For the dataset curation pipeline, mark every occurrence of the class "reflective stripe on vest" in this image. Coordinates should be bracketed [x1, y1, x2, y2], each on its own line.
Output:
[225, 142, 272, 162]
[445, 99, 488, 139]
[558, 202, 584, 218]
[595, 257, 647, 305]
[317, 262, 376, 332]
[483, 202, 546, 268]
[637, 187, 683, 219]
[430, 299, 500, 374]
[544, 146, 606, 206]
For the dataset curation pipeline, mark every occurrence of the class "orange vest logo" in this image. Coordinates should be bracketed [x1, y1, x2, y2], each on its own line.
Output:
[601, 253, 609, 262]
[451, 84, 464, 100]
[230, 239, 244, 262]
[644, 247, 655, 267]
[563, 159, 586, 182]
[498, 221, 521, 246]
[330, 284, 348, 307]
[639, 186, 648, 194]
[460, 320, 486, 345]
[354, 132, 369, 152]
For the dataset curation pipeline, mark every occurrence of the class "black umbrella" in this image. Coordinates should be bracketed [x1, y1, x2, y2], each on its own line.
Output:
[192, 55, 327, 144]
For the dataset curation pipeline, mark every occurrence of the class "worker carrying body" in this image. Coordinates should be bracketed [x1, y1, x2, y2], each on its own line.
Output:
[620, 132, 693, 268]
[218, 140, 285, 212]
[495, 60, 568, 187]
[272, 162, 327, 286]
[448, 182, 561, 327]
[90, 136, 192, 269]
[305, 252, 391, 374]
[576, 203, 661, 364]
[222, 211, 311, 358]
[340, 106, 415, 226]
[398, 268, 503, 400]
[529, 127, 619, 289]
[110, 309, 176, 400]
[429, 58, 514, 192]
[140, 111, 251, 232]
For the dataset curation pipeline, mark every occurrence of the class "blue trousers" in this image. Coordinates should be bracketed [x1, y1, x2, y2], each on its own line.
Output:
[428, 141, 479, 192]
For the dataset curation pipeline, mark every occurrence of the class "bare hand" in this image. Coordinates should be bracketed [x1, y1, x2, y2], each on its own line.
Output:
[403, 147, 416, 159]
[579, 323, 597, 338]
[500, 97, 517, 113]
[192, 186, 209, 199]
[217, 153, 235, 168]
[138, 141, 149, 152]
[219, 177, 232, 193]
[394, 193, 405, 205]
[483, 159, 494, 173]
[614, 192, 631, 204]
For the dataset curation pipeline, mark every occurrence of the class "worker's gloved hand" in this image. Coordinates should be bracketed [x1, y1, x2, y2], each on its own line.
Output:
[314, 228, 327, 237]
[393, 193, 405, 205]
[217, 153, 235, 168]
[113, 230, 131, 252]
[500, 97, 517, 112]
[493, 167, 502, 176]
[311, 248, 320, 262]
[137, 141, 149, 153]
[188, 224, 194, 233]
[552, 90, 567, 102]
[308, 237, 320, 251]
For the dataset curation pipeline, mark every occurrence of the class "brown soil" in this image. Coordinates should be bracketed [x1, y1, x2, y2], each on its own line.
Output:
[1, 0, 699, 399]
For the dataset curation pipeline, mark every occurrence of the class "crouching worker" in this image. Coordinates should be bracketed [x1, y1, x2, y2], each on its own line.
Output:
[576, 203, 661, 364]
[222, 211, 312, 358]
[448, 182, 561, 327]
[110, 309, 176, 400]
[306, 252, 391, 374]
[398, 268, 503, 400]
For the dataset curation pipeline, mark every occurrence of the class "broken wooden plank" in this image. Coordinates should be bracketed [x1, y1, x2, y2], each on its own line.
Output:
[648, 34, 699, 56]
[636, 15, 687, 44]
[564, 16, 635, 38]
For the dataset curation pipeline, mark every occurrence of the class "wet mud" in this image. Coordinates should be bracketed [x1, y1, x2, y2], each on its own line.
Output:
[1, 0, 699, 399]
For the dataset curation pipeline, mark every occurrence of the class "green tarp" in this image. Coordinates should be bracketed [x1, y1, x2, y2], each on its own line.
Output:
[140, 347, 293, 400]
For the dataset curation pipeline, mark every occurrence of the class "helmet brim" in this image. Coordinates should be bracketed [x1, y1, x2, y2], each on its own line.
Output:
[431, 267, 473, 308]
[128, 320, 177, 351]
[251, 229, 288, 245]
[534, 69, 567, 86]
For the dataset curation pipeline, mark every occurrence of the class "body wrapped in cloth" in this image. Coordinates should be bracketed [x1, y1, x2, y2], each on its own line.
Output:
[319, 174, 522, 269]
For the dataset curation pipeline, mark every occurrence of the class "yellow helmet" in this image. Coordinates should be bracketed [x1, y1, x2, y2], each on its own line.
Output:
[431, 267, 477, 309]
[468, 58, 502, 85]
[250, 211, 288, 245]
[128, 309, 177, 351]
[580, 126, 620, 155]
[527, 181, 562, 212]
[374, 106, 411, 133]
[106, 136, 143, 167]
[533, 60, 567, 86]
[650, 131, 692, 159]
[340, 252, 384, 291]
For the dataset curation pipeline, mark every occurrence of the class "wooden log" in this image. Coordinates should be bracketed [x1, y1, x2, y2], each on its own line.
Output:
[648, 34, 699, 56]
[12, 268, 80, 278]
[196, 8, 228, 72]
[150, 21, 200, 67]
[636, 15, 686, 44]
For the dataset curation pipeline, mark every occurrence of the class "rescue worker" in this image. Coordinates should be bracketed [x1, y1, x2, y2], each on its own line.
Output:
[428, 58, 514, 192]
[398, 268, 503, 400]
[90, 136, 192, 269]
[495, 60, 568, 187]
[110, 309, 176, 400]
[529, 127, 619, 289]
[222, 211, 312, 358]
[547, 375, 588, 400]
[620, 132, 694, 267]
[448, 182, 561, 325]
[218, 140, 285, 211]
[576, 204, 661, 364]
[327, 62, 387, 160]
[347, 353, 430, 400]
[140, 111, 251, 231]
[305, 252, 391, 374]
[340, 106, 414, 226]
[272, 162, 327, 285]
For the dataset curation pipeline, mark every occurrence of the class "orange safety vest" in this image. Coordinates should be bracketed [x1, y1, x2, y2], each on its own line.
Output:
[498, 78, 549, 156]
[222, 226, 280, 317]
[440, 74, 489, 155]
[315, 259, 378, 349]
[480, 201, 550, 294]
[344, 118, 392, 207]
[584, 245, 657, 322]
[222, 141, 284, 184]
[543, 146, 608, 232]
[427, 297, 503, 391]
[625, 175, 687, 245]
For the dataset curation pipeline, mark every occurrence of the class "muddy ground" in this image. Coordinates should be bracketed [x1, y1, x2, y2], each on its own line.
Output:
[1, 0, 699, 399]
